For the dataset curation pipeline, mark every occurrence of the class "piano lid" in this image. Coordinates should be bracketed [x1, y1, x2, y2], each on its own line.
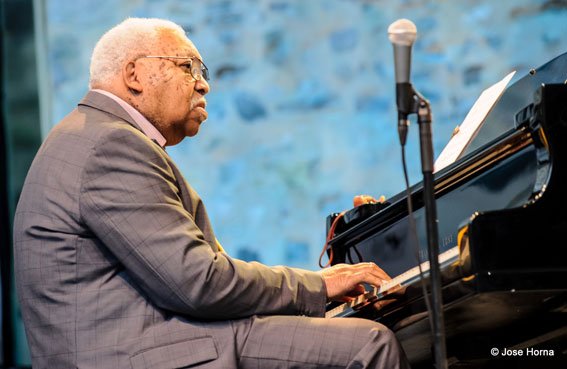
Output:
[466, 51, 567, 154]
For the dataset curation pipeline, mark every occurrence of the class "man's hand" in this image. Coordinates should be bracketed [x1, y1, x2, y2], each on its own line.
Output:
[317, 262, 391, 302]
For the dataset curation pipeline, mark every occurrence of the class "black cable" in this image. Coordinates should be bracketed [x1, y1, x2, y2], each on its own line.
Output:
[352, 245, 363, 263]
[401, 144, 434, 335]
[347, 249, 353, 264]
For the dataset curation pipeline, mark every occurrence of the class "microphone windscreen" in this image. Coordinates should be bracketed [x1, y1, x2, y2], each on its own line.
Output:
[388, 19, 417, 46]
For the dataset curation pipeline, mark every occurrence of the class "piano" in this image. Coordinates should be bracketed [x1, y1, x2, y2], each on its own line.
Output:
[325, 53, 567, 368]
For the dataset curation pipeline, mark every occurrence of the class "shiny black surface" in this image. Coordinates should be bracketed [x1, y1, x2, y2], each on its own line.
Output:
[326, 54, 567, 368]
[328, 129, 538, 277]
[468, 51, 567, 153]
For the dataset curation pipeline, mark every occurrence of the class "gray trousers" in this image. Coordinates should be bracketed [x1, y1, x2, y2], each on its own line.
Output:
[231, 315, 411, 369]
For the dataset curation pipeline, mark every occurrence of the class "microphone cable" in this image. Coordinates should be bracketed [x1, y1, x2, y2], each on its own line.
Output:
[400, 142, 435, 335]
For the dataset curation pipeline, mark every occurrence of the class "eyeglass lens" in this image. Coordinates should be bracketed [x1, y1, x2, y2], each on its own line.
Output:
[191, 59, 209, 81]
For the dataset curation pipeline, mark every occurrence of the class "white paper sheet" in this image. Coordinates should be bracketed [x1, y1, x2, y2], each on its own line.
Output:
[434, 71, 516, 173]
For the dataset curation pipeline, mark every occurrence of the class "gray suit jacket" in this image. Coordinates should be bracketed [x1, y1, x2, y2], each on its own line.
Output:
[14, 91, 326, 368]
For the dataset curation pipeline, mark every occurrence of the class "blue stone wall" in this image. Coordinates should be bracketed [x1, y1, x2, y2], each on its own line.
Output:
[44, 0, 567, 270]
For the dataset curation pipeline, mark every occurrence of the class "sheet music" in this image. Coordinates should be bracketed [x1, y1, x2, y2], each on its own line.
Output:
[434, 71, 516, 173]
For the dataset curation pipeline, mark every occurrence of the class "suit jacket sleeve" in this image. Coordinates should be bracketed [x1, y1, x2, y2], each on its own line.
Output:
[79, 126, 327, 319]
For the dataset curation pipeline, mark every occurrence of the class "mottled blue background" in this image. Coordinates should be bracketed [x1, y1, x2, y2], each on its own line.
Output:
[43, 0, 567, 270]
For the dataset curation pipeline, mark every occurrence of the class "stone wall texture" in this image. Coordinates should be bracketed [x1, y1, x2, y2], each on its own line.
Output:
[44, 0, 567, 270]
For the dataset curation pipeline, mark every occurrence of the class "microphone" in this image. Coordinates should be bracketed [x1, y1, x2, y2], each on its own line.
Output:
[388, 19, 418, 146]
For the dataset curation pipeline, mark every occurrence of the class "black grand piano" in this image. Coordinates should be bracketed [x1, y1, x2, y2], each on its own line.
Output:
[325, 53, 567, 368]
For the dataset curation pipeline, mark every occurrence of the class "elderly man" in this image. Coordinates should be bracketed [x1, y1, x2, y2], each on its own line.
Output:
[14, 18, 409, 369]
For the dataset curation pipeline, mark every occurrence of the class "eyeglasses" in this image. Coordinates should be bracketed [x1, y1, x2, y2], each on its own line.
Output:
[137, 55, 210, 81]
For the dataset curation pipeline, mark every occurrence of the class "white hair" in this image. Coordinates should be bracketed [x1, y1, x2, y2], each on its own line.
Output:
[89, 18, 188, 89]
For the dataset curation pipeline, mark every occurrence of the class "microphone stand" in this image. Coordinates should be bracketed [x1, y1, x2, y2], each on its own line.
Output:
[398, 83, 448, 369]
[417, 94, 447, 369]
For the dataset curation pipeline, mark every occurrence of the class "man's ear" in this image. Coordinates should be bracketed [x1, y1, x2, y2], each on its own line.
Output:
[123, 61, 143, 93]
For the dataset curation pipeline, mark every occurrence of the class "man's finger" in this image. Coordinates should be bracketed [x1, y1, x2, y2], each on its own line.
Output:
[345, 284, 366, 297]
[350, 262, 392, 284]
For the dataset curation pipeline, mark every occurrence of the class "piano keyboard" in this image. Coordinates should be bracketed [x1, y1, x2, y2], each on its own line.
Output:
[325, 245, 460, 318]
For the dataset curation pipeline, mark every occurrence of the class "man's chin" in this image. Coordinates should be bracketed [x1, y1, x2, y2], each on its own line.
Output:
[192, 106, 208, 122]
[187, 128, 200, 137]
[186, 121, 202, 137]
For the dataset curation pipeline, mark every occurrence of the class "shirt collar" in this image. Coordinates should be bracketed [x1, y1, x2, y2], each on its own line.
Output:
[91, 89, 167, 148]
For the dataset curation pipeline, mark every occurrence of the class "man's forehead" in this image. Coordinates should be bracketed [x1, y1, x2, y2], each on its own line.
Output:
[157, 28, 201, 58]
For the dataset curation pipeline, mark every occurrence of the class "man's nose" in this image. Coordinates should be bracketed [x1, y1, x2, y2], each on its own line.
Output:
[195, 78, 210, 95]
